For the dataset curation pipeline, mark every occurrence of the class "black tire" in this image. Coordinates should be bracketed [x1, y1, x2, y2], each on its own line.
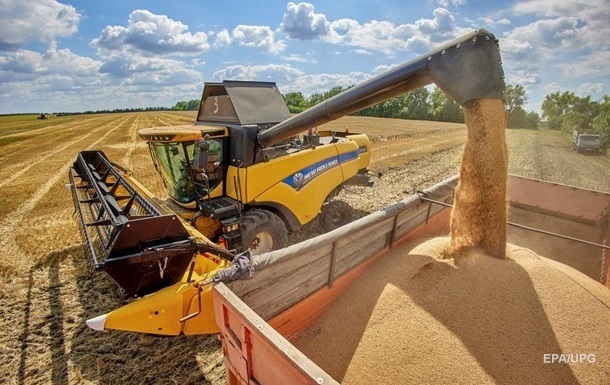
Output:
[319, 200, 355, 233]
[241, 209, 288, 255]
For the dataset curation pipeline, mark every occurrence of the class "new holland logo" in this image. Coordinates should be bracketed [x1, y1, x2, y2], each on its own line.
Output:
[293, 172, 305, 190]
[283, 151, 358, 191]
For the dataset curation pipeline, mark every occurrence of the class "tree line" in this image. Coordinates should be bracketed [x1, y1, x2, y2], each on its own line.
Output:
[54, 106, 169, 116]
[170, 83, 540, 129]
[171, 84, 609, 150]
[543, 92, 610, 149]
[282, 84, 540, 129]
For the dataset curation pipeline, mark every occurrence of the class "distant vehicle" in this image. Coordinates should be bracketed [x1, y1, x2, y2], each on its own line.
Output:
[572, 131, 601, 154]
[37, 113, 48, 120]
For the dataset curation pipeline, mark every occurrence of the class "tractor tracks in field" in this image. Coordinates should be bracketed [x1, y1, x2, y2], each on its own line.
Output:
[371, 129, 466, 167]
[0, 115, 133, 189]
[0, 115, 135, 265]
[120, 113, 145, 169]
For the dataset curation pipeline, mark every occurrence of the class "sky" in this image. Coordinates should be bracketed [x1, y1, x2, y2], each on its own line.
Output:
[0, 0, 608, 114]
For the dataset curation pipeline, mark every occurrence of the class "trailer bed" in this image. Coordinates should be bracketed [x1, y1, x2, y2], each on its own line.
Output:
[213, 175, 610, 384]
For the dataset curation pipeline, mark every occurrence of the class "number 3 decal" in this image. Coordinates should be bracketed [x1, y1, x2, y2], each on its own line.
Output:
[213, 97, 219, 114]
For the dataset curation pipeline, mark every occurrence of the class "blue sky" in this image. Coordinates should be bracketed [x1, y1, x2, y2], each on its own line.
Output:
[0, 0, 608, 114]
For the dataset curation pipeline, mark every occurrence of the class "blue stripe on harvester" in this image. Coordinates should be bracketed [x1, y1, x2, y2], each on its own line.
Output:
[283, 150, 358, 191]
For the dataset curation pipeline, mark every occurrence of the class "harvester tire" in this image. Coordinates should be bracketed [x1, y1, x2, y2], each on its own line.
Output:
[241, 209, 288, 255]
[320, 200, 355, 233]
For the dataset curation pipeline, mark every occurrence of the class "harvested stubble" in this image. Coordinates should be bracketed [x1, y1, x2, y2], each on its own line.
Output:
[294, 237, 610, 384]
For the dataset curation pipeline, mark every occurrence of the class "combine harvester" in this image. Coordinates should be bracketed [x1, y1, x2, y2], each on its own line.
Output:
[70, 29, 609, 379]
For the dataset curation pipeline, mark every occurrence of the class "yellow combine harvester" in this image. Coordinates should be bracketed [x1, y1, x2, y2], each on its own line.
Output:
[70, 28, 505, 335]
[136, 81, 372, 255]
[70, 82, 373, 334]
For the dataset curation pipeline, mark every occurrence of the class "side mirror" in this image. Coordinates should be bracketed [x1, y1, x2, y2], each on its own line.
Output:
[194, 134, 210, 170]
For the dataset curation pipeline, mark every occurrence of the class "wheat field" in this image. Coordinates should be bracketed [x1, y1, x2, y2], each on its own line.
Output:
[2, 111, 609, 385]
[0, 112, 470, 385]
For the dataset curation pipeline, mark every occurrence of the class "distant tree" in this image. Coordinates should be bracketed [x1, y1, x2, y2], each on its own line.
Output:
[542, 91, 600, 133]
[507, 107, 527, 128]
[429, 87, 464, 123]
[541, 91, 578, 130]
[524, 111, 540, 129]
[173, 101, 189, 111]
[308, 92, 325, 106]
[186, 99, 200, 110]
[592, 96, 610, 150]
[168, 99, 197, 111]
[504, 84, 539, 128]
[283, 92, 310, 113]
[308, 86, 349, 107]
[399, 88, 431, 120]
[505, 84, 526, 115]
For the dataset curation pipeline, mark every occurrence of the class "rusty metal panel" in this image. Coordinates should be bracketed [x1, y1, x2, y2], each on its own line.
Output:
[507, 175, 610, 225]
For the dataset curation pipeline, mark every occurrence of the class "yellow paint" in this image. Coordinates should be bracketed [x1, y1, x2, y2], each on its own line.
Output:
[102, 252, 227, 336]
[246, 139, 362, 225]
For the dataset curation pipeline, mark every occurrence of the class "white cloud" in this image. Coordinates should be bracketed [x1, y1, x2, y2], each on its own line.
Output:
[213, 29, 232, 48]
[212, 64, 303, 82]
[438, 0, 467, 7]
[280, 2, 333, 40]
[211, 25, 285, 54]
[0, 48, 100, 80]
[211, 64, 372, 97]
[231, 25, 286, 54]
[278, 4, 470, 55]
[0, 0, 80, 50]
[98, 56, 202, 85]
[508, 69, 541, 85]
[576, 82, 605, 97]
[542, 82, 564, 94]
[514, 0, 601, 17]
[556, 50, 610, 78]
[476, 17, 511, 27]
[501, 17, 582, 60]
[284, 54, 307, 63]
[330, 8, 470, 55]
[353, 49, 373, 55]
[512, 0, 609, 50]
[287, 72, 372, 96]
[91, 10, 209, 56]
[372, 64, 397, 74]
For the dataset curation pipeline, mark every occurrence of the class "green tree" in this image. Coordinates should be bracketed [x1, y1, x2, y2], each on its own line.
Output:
[308, 92, 325, 106]
[429, 87, 464, 123]
[504, 83, 542, 129]
[542, 91, 600, 133]
[172, 101, 189, 111]
[283, 92, 310, 113]
[592, 96, 610, 150]
[541, 91, 577, 130]
[186, 99, 200, 110]
[524, 111, 540, 129]
[399, 88, 431, 120]
[505, 84, 527, 115]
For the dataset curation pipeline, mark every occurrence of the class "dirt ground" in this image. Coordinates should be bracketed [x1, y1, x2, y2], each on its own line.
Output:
[0, 112, 609, 385]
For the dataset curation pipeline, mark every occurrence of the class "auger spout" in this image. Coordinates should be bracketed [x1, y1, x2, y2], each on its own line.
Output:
[258, 28, 504, 147]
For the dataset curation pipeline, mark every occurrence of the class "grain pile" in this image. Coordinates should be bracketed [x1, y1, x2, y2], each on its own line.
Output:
[444, 99, 508, 259]
[294, 237, 610, 384]
[294, 97, 610, 384]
